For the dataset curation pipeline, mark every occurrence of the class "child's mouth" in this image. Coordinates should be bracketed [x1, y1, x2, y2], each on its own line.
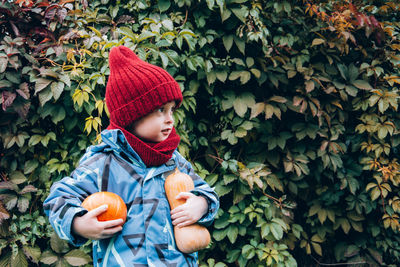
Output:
[162, 129, 171, 135]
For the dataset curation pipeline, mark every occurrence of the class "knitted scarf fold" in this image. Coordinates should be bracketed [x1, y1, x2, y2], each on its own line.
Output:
[108, 121, 180, 167]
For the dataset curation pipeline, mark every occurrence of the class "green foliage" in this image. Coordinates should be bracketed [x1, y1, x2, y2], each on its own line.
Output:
[1, 0, 400, 266]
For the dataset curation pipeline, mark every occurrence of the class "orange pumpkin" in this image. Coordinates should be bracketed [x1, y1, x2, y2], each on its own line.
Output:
[81, 192, 127, 223]
[164, 168, 211, 254]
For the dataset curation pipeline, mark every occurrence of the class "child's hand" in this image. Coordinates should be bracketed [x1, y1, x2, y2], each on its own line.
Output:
[72, 205, 124, 240]
[170, 192, 208, 228]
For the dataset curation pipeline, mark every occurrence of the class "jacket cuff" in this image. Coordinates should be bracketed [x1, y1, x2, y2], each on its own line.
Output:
[63, 206, 89, 246]
[190, 189, 219, 227]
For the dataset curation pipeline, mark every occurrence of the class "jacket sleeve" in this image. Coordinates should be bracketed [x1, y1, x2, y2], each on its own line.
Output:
[182, 161, 219, 227]
[43, 164, 100, 246]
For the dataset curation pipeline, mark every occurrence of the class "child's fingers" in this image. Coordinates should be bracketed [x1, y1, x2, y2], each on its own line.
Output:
[87, 204, 108, 217]
[170, 205, 185, 215]
[175, 192, 193, 200]
[101, 218, 125, 229]
[173, 217, 195, 228]
[171, 209, 186, 219]
[101, 225, 123, 237]
[172, 215, 188, 225]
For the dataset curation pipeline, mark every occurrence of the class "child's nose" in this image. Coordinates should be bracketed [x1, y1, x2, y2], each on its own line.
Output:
[165, 111, 174, 122]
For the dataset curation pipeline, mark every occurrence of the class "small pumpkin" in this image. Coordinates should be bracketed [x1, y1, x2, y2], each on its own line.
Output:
[164, 168, 211, 254]
[81, 191, 127, 223]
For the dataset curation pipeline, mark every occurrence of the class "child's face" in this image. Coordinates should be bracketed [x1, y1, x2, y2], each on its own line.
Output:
[128, 101, 177, 143]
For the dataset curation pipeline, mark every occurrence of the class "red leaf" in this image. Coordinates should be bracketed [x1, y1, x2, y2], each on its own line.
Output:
[2, 91, 16, 111]
[0, 202, 10, 222]
[16, 82, 30, 99]
[44, 5, 58, 20]
[364, 16, 371, 27]
[57, 8, 67, 23]
[370, 16, 380, 29]
[355, 14, 363, 27]
[81, 0, 88, 9]
[15, 102, 30, 119]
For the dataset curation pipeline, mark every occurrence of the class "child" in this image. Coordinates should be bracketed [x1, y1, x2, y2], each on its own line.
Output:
[43, 46, 219, 266]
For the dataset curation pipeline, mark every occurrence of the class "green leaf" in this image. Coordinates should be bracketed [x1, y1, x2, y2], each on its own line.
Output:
[17, 197, 29, 212]
[10, 171, 27, 184]
[138, 31, 156, 42]
[40, 250, 58, 265]
[318, 209, 327, 224]
[24, 159, 38, 174]
[370, 187, 381, 201]
[242, 244, 255, 259]
[270, 222, 283, 240]
[345, 85, 358, 96]
[11, 249, 28, 267]
[352, 80, 373, 90]
[0, 56, 8, 73]
[234, 127, 247, 138]
[52, 107, 66, 124]
[64, 249, 92, 266]
[337, 64, 348, 81]
[118, 27, 136, 40]
[215, 182, 233, 197]
[213, 228, 228, 241]
[311, 242, 323, 256]
[216, 70, 228, 82]
[261, 223, 270, 238]
[234, 36, 245, 55]
[231, 7, 248, 23]
[28, 135, 42, 147]
[50, 233, 69, 254]
[38, 87, 53, 106]
[35, 78, 52, 94]
[22, 246, 41, 264]
[51, 82, 64, 100]
[227, 225, 239, 243]
[223, 35, 234, 52]
[348, 64, 359, 82]
[239, 71, 251, 84]
[206, 0, 214, 9]
[233, 98, 248, 117]
[221, 8, 232, 22]
[311, 38, 325, 46]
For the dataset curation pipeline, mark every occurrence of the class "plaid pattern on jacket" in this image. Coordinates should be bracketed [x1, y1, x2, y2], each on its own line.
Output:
[43, 129, 219, 267]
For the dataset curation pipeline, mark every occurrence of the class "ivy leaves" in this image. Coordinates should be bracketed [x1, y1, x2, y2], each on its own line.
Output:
[40, 233, 92, 266]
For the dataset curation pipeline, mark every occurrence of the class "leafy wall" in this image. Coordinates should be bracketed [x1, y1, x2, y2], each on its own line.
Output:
[1, 0, 400, 266]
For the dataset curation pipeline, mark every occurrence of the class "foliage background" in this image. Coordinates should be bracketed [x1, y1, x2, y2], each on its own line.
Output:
[1, 0, 400, 266]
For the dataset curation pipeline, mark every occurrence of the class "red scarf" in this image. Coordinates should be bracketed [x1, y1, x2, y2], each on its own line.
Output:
[108, 121, 180, 167]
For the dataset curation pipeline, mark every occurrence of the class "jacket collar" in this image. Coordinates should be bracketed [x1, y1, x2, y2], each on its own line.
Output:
[101, 129, 143, 166]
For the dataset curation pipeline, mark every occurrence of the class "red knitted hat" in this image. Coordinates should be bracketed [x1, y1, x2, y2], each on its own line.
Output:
[105, 46, 183, 128]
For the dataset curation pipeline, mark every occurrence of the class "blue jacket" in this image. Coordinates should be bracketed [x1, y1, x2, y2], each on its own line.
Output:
[43, 129, 219, 266]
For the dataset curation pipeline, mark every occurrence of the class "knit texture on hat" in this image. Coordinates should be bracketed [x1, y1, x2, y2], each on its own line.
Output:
[105, 46, 183, 128]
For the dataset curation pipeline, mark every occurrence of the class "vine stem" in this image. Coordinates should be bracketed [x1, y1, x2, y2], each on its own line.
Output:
[182, 9, 188, 26]
[261, 190, 281, 204]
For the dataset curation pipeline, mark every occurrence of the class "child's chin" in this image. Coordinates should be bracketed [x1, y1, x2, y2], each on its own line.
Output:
[158, 136, 168, 142]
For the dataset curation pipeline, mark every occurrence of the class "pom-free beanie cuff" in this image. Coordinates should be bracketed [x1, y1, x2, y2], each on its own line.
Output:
[109, 80, 182, 128]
